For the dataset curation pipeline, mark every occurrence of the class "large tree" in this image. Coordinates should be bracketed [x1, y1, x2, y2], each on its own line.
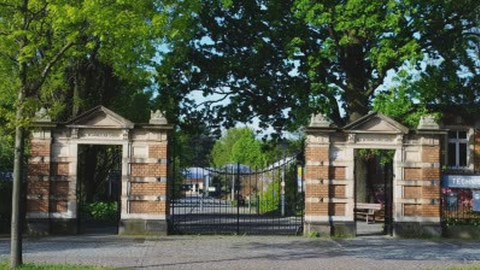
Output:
[157, 0, 480, 129]
[0, 0, 198, 267]
[211, 128, 266, 169]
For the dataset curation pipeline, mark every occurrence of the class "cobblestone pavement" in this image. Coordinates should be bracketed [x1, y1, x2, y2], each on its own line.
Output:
[1, 234, 480, 270]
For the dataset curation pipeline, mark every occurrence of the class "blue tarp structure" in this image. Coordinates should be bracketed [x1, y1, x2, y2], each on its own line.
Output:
[183, 167, 211, 179]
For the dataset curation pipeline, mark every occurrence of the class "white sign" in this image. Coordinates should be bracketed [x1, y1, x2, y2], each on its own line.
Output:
[443, 175, 480, 188]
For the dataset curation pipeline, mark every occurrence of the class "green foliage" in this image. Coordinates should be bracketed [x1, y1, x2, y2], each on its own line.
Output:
[0, 132, 14, 172]
[157, 0, 480, 128]
[445, 216, 480, 228]
[81, 202, 118, 223]
[211, 128, 266, 169]
[373, 87, 422, 128]
[0, 0, 200, 125]
[357, 149, 394, 166]
[259, 179, 281, 214]
[373, 83, 442, 129]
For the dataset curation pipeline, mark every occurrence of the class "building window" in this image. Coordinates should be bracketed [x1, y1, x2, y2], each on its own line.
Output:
[448, 130, 468, 168]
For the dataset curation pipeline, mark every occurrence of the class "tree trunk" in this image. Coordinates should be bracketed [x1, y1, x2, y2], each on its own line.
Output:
[344, 42, 370, 123]
[72, 61, 82, 117]
[11, 86, 26, 268]
[11, 0, 29, 262]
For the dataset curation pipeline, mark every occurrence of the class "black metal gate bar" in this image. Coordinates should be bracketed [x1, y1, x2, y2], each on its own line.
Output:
[169, 156, 304, 235]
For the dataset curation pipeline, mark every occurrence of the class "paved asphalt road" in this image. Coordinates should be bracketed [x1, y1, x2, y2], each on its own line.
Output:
[1, 234, 480, 270]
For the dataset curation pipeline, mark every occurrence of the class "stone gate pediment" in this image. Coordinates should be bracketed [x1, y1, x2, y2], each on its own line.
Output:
[65, 106, 134, 129]
[343, 112, 408, 134]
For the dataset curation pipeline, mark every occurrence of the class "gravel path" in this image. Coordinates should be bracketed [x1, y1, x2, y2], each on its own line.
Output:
[1, 234, 479, 270]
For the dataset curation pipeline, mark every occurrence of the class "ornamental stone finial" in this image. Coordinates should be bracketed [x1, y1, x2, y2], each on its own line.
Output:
[34, 107, 51, 122]
[149, 110, 168, 125]
[417, 115, 440, 130]
[309, 113, 334, 128]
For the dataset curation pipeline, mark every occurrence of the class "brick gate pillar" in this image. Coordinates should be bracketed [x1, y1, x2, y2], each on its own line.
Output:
[26, 111, 71, 234]
[395, 116, 444, 237]
[26, 126, 53, 234]
[120, 110, 172, 235]
[304, 114, 343, 236]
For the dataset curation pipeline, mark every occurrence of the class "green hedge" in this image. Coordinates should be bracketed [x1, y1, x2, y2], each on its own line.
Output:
[79, 202, 118, 224]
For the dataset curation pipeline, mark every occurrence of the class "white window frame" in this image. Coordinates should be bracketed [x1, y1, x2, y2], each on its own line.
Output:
[447, 129, 470, 170]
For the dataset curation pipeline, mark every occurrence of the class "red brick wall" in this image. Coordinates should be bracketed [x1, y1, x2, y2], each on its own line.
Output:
[329, 166, 345, 180]
[422, 186, 440, 200]
[422, 168, 440, 181]
[402, 144, 441, 219]
[304, 142, 343, 217]
[51, 162, 69, 176]
[404, 186, 421, 199]
[305, 202, 345, 216]
[31, 141, 51, 157]
[51, 181, 69, 197]
[404, 204, 419, 216]
[27, 181, 50, 196]
[305, 147, 329, 162]
[131, 164, 167, 177]
[305, 202, 328, 215]
[28, 141, 52, 214]
[332, 203, 345, 216]
[404, 168, 421, 180]
[149, 144, 167, 160]
[28, 163, 50, 176]
[305, 166, 329, 180]
[26, 199, 49, 212]
[305, 184, 328, 197]
[130, 183, 167, 196]
[49, 200, 68, 213]
[330, 185, 346, 198]
[422, 145, 440, 163]
[422, 205, 440, 217]
[130, 201, 166, 214]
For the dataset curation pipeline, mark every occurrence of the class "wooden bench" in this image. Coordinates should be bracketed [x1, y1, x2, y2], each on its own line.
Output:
[355, 203, 382, 224]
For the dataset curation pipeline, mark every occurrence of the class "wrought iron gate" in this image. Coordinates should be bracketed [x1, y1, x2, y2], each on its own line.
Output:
[169, 157, 304, 235]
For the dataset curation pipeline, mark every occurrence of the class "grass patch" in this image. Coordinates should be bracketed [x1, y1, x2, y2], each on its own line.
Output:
[0, 261, 118, 270]
[428, 266, 480, 270]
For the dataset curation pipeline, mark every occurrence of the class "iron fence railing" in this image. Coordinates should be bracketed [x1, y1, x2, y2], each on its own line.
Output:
[442, 188, 480, 226]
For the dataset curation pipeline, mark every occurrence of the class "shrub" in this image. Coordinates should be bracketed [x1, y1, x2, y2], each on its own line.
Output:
[84, 202, 118, 223]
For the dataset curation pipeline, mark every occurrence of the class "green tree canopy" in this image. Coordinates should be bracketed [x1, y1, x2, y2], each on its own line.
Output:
[211, 128, 266, 169]
[157, 0, 480, 130]
[0, 0, 199, 266]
